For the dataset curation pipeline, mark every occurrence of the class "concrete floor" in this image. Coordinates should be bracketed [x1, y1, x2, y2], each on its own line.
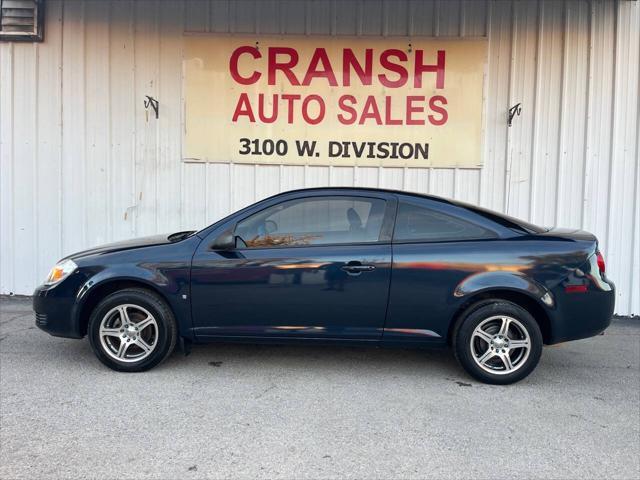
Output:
[1, 296, 639, 479]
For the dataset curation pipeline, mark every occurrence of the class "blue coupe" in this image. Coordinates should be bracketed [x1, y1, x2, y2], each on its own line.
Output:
[33, 188, 615, 384]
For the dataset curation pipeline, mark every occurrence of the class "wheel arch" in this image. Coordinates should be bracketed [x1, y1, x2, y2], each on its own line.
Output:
[447, 288, 552, 346]
[75, 278, 175, 337]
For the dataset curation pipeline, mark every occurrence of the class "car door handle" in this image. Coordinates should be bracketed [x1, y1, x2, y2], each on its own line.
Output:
[341, 263, 376, 275]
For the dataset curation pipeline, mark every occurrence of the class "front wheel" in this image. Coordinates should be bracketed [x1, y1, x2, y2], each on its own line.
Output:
[453, 300, 543, 385]
[88, 288, 177, 372]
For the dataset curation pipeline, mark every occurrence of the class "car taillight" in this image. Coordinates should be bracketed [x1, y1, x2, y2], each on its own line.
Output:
[596, 250, 606, 274]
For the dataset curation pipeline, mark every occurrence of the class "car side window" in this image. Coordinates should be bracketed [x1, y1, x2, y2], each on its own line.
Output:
[393, 201, 496, 242]
[235, 196, 387, 248]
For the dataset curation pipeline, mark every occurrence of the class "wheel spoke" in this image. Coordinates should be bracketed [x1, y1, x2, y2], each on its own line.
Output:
[136, 316, 154, 332]
[118, 306, 130, 326]
[509, 339, 530, 349]
[135, 337, 152, 353]
[116, 339, 130, 359]
[501, 353, 514, 371]
[477, 348, 496, 365]
[498, 317, 511, 336]
[100, 327, 121, 338]
[474, 329, 493, 344]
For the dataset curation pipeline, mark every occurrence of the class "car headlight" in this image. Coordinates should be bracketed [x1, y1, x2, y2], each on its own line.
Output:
[45, 259, 77, 285]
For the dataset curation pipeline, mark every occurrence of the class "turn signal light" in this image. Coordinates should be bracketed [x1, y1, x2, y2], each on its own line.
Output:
[45, 259, 77, 286]
[596, 250, 606, 274]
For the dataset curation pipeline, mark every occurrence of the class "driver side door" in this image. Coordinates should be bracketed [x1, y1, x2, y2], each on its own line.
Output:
[190, 193, 395, 341]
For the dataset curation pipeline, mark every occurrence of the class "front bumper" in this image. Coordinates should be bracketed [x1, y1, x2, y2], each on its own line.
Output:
[33, 280, 84, 339]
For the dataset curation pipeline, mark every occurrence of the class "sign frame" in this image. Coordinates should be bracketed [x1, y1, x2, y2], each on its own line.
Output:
[182, 33, 488, 169]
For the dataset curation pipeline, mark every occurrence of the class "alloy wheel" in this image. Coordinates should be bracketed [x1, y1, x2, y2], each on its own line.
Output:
[470, 315, 531, 375]
[98, 304, 158, 363]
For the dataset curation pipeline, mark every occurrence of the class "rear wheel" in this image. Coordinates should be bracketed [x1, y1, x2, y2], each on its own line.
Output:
[88, 288, 177, 372]
[453, 300, 543, 385]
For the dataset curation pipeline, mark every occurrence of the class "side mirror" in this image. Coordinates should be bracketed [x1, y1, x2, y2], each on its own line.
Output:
[211, 231, 236, 250]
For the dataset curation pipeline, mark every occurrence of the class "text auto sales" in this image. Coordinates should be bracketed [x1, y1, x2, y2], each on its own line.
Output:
[229, 46, 448, 160]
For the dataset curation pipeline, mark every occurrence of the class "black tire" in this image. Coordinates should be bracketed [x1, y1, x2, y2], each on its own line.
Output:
[452, 299, 543, 385]
[88, 288, 177, 372]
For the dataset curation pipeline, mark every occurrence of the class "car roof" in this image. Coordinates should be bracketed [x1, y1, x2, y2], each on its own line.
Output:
[263, 186, 452, 204]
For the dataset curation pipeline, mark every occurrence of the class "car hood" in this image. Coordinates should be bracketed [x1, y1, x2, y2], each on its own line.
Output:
[64, 233, 186, 260]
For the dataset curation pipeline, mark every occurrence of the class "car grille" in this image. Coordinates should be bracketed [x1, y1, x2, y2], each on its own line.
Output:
[35, 312, 48, 326]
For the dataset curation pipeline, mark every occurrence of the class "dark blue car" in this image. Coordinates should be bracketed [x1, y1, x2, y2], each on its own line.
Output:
[33, 188, 615, 384]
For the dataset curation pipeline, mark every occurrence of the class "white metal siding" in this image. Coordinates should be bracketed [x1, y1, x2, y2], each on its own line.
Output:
[1, 0, 638, 315]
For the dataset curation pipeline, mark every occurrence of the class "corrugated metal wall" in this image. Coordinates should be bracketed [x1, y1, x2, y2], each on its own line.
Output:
[1, 0, 638, 315]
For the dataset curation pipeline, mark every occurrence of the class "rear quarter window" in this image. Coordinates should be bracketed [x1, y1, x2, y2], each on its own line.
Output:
[452, 201, 548, 234]
[393, 201, 497, 242]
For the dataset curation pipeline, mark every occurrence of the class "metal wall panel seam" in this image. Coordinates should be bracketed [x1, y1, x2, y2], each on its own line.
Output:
[454, 3, 466, 200]
[33, 41, 40, 286]
[129, 0, 136, 238]
[155, 0, 161, 235]
[8, 42, 15, 292]
[617, 0, 640, 311]
[382, 0, 388, 37]
[476, 0, 491, 207]
[484, 0, 489, 37]
[408, 0, 415, 36]
[633, 100, 640, 313]
[604, 0, 619, 263]
[624, 1, 640, 313]
[57, 1, 64, 265]
[330, 0, 337, 36]
[254, 164, 259, 203]
[504, 0, 516, 215]
[555, 0, 569, 227]
[528, 0, 543, 223]
[178, 1, 186, 230]
[207, 0, 212, 33]
[633, 3, 640, 314]
[581, 0, 595, 230]
[229, 161, 234, 211]
[131, 0, 137, 237]
[229, 0, 236, 34]
[204, 162, 210, 223]
[453, 167, 459, 199]
[477, 0, 492, 207]
[107, 2, 113, 245]
[81, 0, 87, 247]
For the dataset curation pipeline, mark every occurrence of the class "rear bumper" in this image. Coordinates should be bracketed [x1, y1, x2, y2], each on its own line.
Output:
[546, 279, 615, 345]
[33, 281, 83, 339]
